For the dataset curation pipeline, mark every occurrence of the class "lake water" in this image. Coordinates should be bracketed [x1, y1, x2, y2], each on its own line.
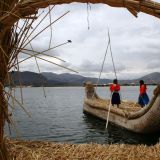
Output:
[5, 86, 160, 145]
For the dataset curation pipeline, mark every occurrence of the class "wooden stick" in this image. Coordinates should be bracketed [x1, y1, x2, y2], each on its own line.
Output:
[21, 51, 79, 73]
[42, 41, 71, 53]
[22, 11, 70, 49]
[18, 48, 66, 62]
[22, 16, 38, 19]
[4, 90, 31, 118]
[20, 5, 55, 48]
[48, 6, 53, 49]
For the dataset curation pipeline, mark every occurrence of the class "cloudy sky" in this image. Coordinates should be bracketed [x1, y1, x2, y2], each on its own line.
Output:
[18, 2, 160, 80]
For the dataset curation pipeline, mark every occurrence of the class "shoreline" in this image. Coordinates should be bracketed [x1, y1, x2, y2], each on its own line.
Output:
[5, 84, 158, 88]
[6, 138, 160, 160]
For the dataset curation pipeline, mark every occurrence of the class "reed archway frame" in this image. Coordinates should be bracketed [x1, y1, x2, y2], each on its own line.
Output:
[0, 0, 160, 159]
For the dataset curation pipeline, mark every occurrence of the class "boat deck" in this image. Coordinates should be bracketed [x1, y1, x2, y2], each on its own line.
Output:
[84, 98, 141, 113]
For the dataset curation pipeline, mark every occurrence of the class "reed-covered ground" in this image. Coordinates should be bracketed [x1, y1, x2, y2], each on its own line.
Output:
[6, 139, 160, 160]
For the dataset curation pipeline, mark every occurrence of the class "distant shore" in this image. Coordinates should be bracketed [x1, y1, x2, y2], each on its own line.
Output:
[7, 71, 160, 88]
[5, 83, 158, 88]
[6, 138, 160, 160]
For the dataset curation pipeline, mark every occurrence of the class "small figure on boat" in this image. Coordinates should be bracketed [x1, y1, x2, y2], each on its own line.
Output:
[138, 80, 149, 107]
[110, 79, 121, 108]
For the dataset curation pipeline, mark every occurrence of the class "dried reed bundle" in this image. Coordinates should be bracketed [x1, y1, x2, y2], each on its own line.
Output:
[6, 138, 160, 160]
[0, 1, 74, 159]
[85, 98, 141, 112]
[1, 0, 160, 31]
[0, 0, 160, 159]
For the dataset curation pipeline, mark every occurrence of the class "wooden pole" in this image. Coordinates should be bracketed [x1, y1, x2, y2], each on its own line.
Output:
[0, 26, 12, 159]
[0, 84, 4, 145]
[0, 51, 7, 159]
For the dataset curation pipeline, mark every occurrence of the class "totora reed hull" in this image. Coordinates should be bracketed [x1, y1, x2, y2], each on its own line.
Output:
[83, 82, 160, 134]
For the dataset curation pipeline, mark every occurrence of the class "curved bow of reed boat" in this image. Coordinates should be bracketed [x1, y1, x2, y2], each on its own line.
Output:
[83, 82, 160, 134]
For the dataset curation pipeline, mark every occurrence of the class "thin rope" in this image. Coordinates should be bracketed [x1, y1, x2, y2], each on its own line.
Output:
[108, 29, 117, 79]
[89, 29, 118, 129]
[86, 2, 91, 30]
[105, 29, 118, 129]
[93, 33, 110, 98]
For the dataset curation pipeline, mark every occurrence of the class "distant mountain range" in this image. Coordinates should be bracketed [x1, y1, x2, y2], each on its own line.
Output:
[7, 71, 48, 87]
[6, 71, 160, 87]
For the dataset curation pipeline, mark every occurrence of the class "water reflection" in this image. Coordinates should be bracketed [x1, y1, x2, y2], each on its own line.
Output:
[83, 113, 160, 145]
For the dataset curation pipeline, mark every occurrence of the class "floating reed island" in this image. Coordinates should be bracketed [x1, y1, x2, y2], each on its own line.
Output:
[6, 138, 160, 160]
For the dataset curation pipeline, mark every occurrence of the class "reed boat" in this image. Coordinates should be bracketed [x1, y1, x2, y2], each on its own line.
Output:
[83, 82, 160, 134]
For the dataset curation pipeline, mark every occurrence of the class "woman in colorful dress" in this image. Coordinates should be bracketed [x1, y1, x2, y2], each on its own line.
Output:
[110, 79, 121, 108]
[138, 80, 149, 107]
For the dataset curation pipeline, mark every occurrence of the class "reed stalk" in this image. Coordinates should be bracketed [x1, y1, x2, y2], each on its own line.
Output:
[21, 51, 78, 73]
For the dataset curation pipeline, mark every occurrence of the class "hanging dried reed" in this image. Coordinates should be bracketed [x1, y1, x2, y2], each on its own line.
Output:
[1, 0, 160, 30]
[0, 1, 75, 159]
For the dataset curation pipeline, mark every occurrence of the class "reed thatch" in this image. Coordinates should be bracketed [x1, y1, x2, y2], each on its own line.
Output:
[0, 0, 160, 159]
[5, 138, 160, 160]
[1, 0, 160, 28]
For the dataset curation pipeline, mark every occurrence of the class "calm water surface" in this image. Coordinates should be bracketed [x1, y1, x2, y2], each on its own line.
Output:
[5, 86, 160, 145]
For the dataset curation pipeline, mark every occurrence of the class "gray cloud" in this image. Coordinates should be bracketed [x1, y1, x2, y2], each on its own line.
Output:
[19, 55, 73, 73]
[146, 60, 160, 69]
[78, 60, 126, 77]
[17, 3, 160, 79]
